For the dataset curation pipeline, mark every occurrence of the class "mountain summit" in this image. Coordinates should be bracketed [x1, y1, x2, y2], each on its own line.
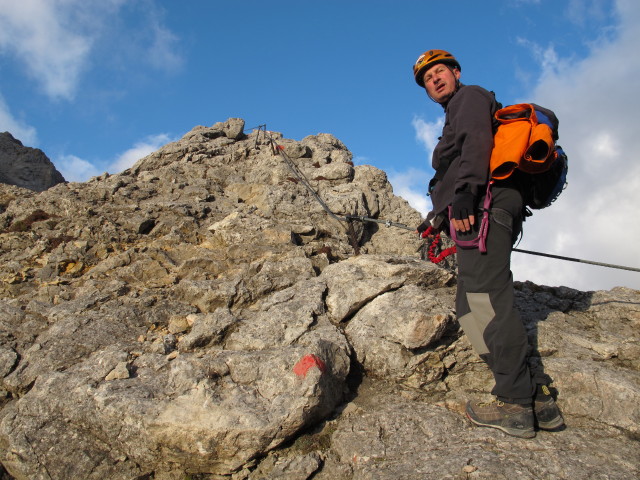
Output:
[0, 119, 637, 479]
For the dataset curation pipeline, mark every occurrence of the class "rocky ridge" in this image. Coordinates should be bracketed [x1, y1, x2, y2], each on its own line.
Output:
[0, 132, 65, 192]
[0, 118, 638, 479]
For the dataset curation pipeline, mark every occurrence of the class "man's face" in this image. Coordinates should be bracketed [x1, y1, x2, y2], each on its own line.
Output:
[422, 63, 460, 104]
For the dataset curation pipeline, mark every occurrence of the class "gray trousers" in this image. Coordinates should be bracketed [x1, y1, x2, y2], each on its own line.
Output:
[454, 186, 535, 404]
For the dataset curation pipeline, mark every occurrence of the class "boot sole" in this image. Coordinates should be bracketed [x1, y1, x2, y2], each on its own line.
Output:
[466, 412, 536, 439]
[536, 416, 565, 430]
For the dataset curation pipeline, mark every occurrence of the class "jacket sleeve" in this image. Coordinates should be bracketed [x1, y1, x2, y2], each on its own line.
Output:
[447, 86, 495, 196]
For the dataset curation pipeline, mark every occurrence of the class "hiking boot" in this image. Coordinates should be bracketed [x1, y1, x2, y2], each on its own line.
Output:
[534, 385, 565, 430]
[466, 399, 535, 438]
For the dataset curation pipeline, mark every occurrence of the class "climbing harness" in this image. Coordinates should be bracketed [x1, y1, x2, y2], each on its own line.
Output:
[249, 125, 640, 274]
[447, 181, 493, 253]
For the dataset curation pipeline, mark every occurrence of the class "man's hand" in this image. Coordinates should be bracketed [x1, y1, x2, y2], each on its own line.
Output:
[451, 191, 476, 233]
[451, 216, 475, 232]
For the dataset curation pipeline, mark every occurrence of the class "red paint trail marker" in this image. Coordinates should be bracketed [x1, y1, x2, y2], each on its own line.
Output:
[293, 354, 326, 378]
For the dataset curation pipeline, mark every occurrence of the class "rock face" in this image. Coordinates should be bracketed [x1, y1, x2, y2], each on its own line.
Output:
[0, 118, 638, 480]
[0, 132, 66, 192]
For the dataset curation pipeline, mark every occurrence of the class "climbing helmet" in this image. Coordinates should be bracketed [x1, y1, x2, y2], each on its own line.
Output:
[413, 49, 461, 87]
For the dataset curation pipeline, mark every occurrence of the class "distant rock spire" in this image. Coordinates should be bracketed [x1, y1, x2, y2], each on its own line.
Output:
[0, 131, 66, 191]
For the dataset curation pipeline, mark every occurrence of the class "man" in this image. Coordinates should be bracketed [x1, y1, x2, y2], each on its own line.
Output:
[413, 49, 564, 438]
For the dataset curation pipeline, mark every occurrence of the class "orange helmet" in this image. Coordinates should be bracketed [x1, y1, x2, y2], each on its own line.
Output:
[413, 49, 461, 87]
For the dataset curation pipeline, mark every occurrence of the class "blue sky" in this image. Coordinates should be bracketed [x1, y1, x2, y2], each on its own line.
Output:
[1, 0, 639, 292]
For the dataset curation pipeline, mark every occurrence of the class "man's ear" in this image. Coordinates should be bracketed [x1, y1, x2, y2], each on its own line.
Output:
[453, 68, 461, 80]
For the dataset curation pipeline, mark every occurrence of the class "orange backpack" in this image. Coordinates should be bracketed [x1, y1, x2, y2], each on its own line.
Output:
[489, 103, 567, 211]
[489, 103, 558, 180]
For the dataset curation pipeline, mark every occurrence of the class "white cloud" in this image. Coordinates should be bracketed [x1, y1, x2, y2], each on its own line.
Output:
[402, 115, 443, 216]
[388, 168, 432, 217]
[55, 154, 102, 183]
[516, 38, 562, 78]
[511, 0, 640, 290]
[566, 0, 611, 26]
[148, 20, 184, 72]
[0, 0, 182, 100]
[108, 134, 173, 174]
[0, 94, 38, 145]
[54, 133, 173, 183]
[412, 115, 444, 152]
[0, 0, 92, 99]
[393, 115, 445, 218]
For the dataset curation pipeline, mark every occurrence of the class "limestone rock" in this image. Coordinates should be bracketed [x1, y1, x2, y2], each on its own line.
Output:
[0, 132, 66, 192]
[326, 382, 640, 480]
[345, 284, 454, 378]
[0, 118, 637, 480]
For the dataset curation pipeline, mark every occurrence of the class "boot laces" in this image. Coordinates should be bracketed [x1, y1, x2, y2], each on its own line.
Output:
[476, 400, 504, 408]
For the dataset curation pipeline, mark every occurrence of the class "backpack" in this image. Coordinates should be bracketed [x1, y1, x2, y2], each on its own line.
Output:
[447, 103, 568, 252]
[514, 145, 568, 210]
[489, 103, 568, 210]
